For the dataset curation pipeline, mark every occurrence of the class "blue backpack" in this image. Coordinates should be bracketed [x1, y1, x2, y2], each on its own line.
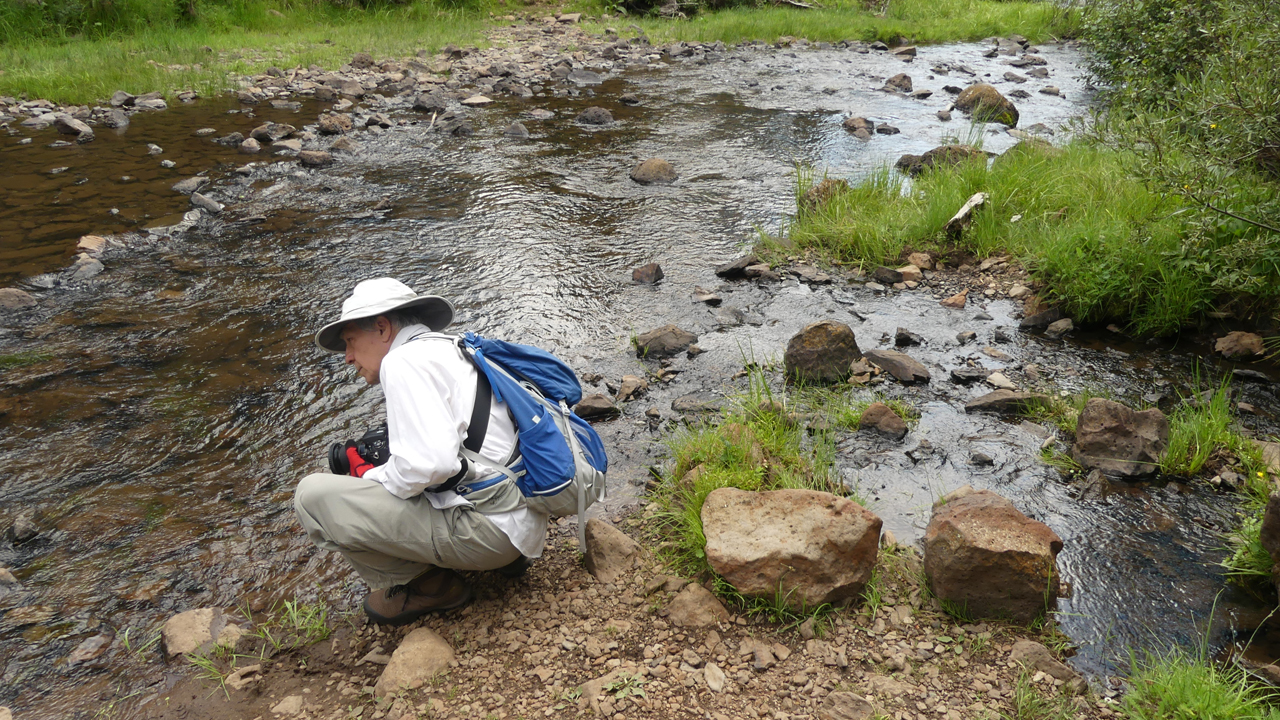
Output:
[458, 332, 608, 546]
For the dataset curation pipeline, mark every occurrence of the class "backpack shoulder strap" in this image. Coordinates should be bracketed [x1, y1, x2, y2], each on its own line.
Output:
[426, 338, 492, 493]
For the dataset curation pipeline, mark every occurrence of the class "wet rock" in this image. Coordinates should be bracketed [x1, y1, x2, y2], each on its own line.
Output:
[954, 83, 1019, 126]
[1045, 318, 1073, 339]
[666, 583, 730, 627]
[1039, 86, 1061, 96]
[631, 262, 664, 283]
[160, 159, 176, 168]
[744, 263, 781, 282]
[317, 113, 353, 135]
[134, 96, 167, 111]
[1215, 331, 1265, 359]
[692, 287, 722, 306]
[864, 349, 930, 384]
[460, 95, 492, 107]
[3, 606, 55, 627]
[672, 392, 722, 414]
[617, 375, 648, 401]
[1071, 398, 1168, 478]
[52, 113, 94, 142]
[876, 124, 901, 135]
[883, 73, 913, 93]
[842, 116, 874, 139]
[575, 393, 619, 420]
[298, 150, 334, 168]
[703, 487, 881, 609]
[68, 631, 114, 666]
[583, 518, 642, 584]
[792, 264, 832, 284]
[985, 372, 1017, 390]
[784, 320, 862, 384]
[1010, 640, 1082, 683]
[504, 122, 530, 138]
[971, 452, 994, 466]
[103, 108, 130, 129]
[239, 137, 262, 154]
[956, 331, 977, 346]
[715, 254, 760, 279]
[872, 266, 902, 284]
[374, 628, 454, 698]
[70, 255, 104, 281]
[576, 106, 613, 125]
[249, 122, 295, 142]
[964, 390, 1049, 414]
[213, 132, 244, 147]
[860, 402, 908, 440]
[6, 514, 39, 543]
[171, 176, 208, 195]
[1004, 71, 1027, 83]
[1019, 306, 1063, 330]
[1259, 493, 1280, 558]
[818, 692, 876, 720]
[110, 90, 135, 107]
[330, 137, 359, 153]
[190, 193, 224, 214]
[630, 158, 678, 185]
[413, 94, 449, 113]
[76, 235, 107, 255]
[0, 288, 37, 311]
[924, 486, 1062, 622]
[937, 109, 952, 121]
[898, 144, 986, 176]
[162, 608, 244, 658]
[894, 327, 924, 347]
[635, 324, 697, 358]
[941, 289, 969, 308]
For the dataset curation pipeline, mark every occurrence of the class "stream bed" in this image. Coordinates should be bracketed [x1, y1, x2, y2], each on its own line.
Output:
[2, 38, 1278, 717]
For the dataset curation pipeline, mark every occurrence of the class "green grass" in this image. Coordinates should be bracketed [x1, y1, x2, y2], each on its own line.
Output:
[1160, 382, 1264, 479]
[1123, 647, 1280, 720]
[783, 140, 1231, 335]
[1002, 668, 1078, 720]
[0, 351, 54, 371]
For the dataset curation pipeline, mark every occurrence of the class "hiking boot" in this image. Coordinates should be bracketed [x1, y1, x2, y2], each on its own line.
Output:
[495, 555, 532, 579]
[362, 568, 471, 626]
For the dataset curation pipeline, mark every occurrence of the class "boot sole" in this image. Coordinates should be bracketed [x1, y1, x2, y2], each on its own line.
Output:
[362, 585, 473, 626]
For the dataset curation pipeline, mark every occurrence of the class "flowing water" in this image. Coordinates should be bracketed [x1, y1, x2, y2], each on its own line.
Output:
[1, 40, 1277, 716]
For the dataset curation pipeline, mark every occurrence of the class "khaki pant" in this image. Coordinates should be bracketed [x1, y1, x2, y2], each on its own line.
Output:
[294, 473, 522, 589]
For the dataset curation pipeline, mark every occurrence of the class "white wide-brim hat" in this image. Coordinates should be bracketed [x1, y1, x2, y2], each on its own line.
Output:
[315, 277, 454, 353]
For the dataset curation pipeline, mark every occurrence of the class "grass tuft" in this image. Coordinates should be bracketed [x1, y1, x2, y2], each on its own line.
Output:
[1123, 647, 1280, 720]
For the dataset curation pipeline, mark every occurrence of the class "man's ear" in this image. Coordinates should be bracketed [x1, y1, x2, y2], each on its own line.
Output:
[377, 316, 394, 340]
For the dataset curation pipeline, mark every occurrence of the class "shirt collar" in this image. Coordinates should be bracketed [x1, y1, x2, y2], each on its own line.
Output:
[388, 323, 433, 353]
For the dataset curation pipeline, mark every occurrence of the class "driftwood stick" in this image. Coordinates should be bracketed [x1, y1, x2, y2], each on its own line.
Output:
[945, 191, 988, 240]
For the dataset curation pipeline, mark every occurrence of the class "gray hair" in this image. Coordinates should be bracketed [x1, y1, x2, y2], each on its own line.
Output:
[352, 309, 428, 333]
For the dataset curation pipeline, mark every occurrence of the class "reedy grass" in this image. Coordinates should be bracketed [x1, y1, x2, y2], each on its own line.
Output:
[1003, 668, 1079, 720]
[1160, 381, 1264, 480]
[1122, 647, 1280, 720]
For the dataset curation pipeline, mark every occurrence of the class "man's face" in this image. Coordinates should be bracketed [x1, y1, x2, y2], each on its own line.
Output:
[340, 317, 395, 385]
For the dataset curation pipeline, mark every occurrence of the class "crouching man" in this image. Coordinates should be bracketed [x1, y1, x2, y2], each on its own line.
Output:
[294, 278, 546, 625]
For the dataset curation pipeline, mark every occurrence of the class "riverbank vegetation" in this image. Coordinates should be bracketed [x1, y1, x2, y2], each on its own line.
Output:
[0, 0, 1076, 104]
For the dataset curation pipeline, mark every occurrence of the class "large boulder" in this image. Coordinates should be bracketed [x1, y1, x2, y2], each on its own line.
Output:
[923, 487, 1062, 622]
[374, 628, 454, 697]
[702, 487, 881, 610]
[863, 349, 930, 384]
[784, 321, 862, 384]
[1071, 398, 1168, 477]
[954, 84, 1019, 126]
[582, 518, 641, 584]
[635, 325, 697, 358]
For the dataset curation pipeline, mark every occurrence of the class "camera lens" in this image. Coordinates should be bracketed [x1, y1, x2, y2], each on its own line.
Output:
[328, 442, 349, 474]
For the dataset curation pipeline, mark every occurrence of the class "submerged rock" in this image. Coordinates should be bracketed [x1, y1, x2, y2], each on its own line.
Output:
[635, 324, 697, 358]
[784, 321, 862, 384]
[162, 608, 244, 658]
[631, 262, 664, 283]
[576, 106, 613, 125]
[702, 487, 881, 610]
[630, 158, 677, 185]
[1071, 398, 1168, 478]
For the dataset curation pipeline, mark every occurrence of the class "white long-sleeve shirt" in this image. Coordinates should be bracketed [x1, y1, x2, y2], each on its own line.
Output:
[362, 324, 547, 558]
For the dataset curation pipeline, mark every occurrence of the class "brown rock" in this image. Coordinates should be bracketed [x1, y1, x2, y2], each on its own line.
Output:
[583, 518, 641, 584]
[630, 159, 677, 185]
[635, 325, 697, 358]
[883, 73, 912, 93]
[1259, 492, 1280, 559]
[863, 349, 930, 384]
[317, 113, 353, 135]
[617, 375, 648, 401]
[374, 628, 453, 697]
[818, 692, 875, 720]
[954, 84, 1020, 126]
[632, 262, 664, 283]
[860, 402, 907, 440]
[784, 321, 862, 384]
[0, 288, 37, 311]
[702, 487, 881, 609]
[715, 254, 761, 279]
[249, 122, 296, 142]
[666, 583, 729, 627]
[897, 145, 985, 176]
[923, 487, 1062, 622]
[1010, 640, 1080, 682]
[576, 106, 613, 125]
[940, 289, 968, 308]
[575, 393, 619, 420]
[800, 178, 850, 212]
[161, 608, 243, 658]
[1215, 331, 1266, 359]
[1071, 398, 1168, 477]
[842, 116, 874, 134]
[298, 150, 334, 168]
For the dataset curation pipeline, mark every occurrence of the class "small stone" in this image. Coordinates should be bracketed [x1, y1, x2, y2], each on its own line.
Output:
[1044, 318, 1073, 339]
[937, 110, 952, 121]
[985, 372, 1016, 390]
[504, 122, 530, 138]
[971, 452, 994, 466]
[171, 176, 208, 195]
[460, 95, 493, 106]
[895, 327, 924, 347]
[956, 331, 976, 345]
[239, 137, 262, 154]
[190, 193, 224, 213]
[860, 402, 908, 440]
[576, 106, 613, 125]
[0, 288, 38, 311]
[940, 289, 968, 308]
[298, 150, 334, 168]
[632, 263, 664, 284]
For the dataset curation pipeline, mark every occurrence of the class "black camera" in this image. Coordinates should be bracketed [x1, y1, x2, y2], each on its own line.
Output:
[328, 424, 392, 475]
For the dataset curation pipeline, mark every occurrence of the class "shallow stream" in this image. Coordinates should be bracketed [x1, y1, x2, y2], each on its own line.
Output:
[1, 39, 1278, 716]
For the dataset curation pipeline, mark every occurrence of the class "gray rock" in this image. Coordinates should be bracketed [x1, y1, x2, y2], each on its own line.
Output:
[1071, 398, 1168, 478]
[239, 137, 262, 154]
[631, 262, 664, 283]
[374, 628, 453, 698]
[1010, 640, 1081, 682]
[575, 393, 619, 420]
[883, 73, 912, 93]
[102, 109, 129, 129]
[504, 122, 530, 138]
[894, 327, 923, 347]
[134, 97, 168, 111]
[567, 69, 604, 85]
[213, 132, 244, 147]
[956, 330, 976, 345]
[671, 392, 721, 414]
[950, 367, 990, 384]
[583, 518, 641, 584]
[784, 321, 862, 384]
[1019, 307, 1063, 329]
[329, 137, 357, 153]
[964, 389, 1050, 414]
[298, 150, 334, 168]
[70, 256, 104, 281]
[937, 110, 952, 121]
[147, 143, 164, 155]
[7, 514, 39, 543]
[863, 349, 930, 384]
[715, 254, 760, 279]
[630, 158, 678, 185]
[68, 631, 115, 665]
[818, 692, 876, 720]
[576, 106, 613, 125]
[190, 193, 224, 214]
[1045, 317, 1073, 339]
[52, 113, 94, 142]
[109, 90, 135, 107]
[0, 288, 37, 311]
[635, 325, 697, 358]
[872, 266, 902, 284]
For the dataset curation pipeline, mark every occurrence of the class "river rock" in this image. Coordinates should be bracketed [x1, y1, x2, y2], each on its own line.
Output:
[672, 392, 722, 414]
[374, 627, 454, 697]
[583, 518, 642, 584]
[666, 583, 730, 628]
[860, 402, 908, 440]
[1010, 640, 1080, 683]
[351, 51, 375, 69]
[161, 608, 244, 658]
[964, 389, 1049, 414]
[70, 255, 104, 281]
[1020, 306, 1063, 329]
[635, 325, 697, 358]
[897, 264, 922, 282]
[630, 158, 678, 185]
[715, 254, 760, 279]
[52, 113, 94, 142]
[784, 321, 862, 384]
[460, 95, 492, 107]
[863, 349, 930, 384]
[576, 106, 613, 125]
[172, 176, 208, 195]
[894, 327, 923, 347]
[414, 93, 448, 113]
[1045, 317, 1073, 339]
[818, 692, 876, 720]
[190, 193, 224, 213]
[0, 288, 37, 311]
[213, 132, 243, 147]
[954, 83, 1019, 126]
[575, 393, 619, 420]
[940, 289, 969, 308]
[299, 150, 334, 168]
[68, 632, 114, 665]
[238, 137, 261, 154]
[317, 113, 353, 135]
[632, 262, 664, 283]
[703, 487, 881, 609]
[330, 137, 358, 153]
[110, 90, 135, 107]
[617, 375, 648, 401]
[842, 117, 874, 140]
[504, 122, 530, 138]
[897, 144, 986, 176]
[923, 487, 1061, 622]
[135, 96, 168, 111]
[250, 122, 295, 142]
[883, 73, 912, 93]
[1215, 331, 1265, 359]
[102, 108, 129, 128]
[6, 514, 39, 542]
[1071, 398, 1168, 478]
